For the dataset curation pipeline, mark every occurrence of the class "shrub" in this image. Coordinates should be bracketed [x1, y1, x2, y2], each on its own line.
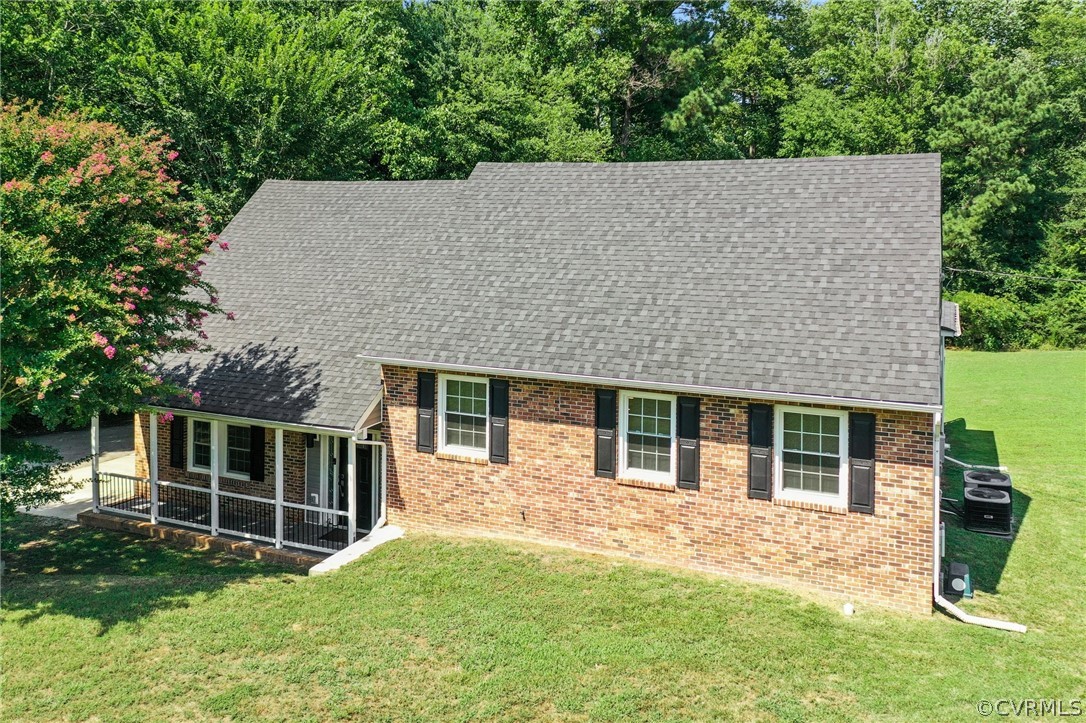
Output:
[948, 291, 1027, 351]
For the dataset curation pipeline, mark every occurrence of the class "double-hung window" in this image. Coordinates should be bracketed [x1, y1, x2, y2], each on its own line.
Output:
[225, 424, 251, 478]
[619, 391, 676, 484]
[187, 418, 251, 480]
[189, 419, 212, 471]
[775, 406, 848, 507]
[438, 374, 488, 458]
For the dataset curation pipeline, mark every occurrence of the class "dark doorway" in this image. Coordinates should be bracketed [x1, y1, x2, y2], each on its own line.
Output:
[356, 444, 374, 533]
[337, 437, 349, 512]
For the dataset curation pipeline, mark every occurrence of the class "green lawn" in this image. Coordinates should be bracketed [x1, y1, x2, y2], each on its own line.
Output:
[2, 351, 1084, 721]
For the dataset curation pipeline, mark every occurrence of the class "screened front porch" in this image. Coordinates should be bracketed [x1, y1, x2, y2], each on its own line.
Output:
[87, 413, 385, 555]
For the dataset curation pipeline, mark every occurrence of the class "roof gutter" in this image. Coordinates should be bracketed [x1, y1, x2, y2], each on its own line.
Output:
[357, 355, 941, 414]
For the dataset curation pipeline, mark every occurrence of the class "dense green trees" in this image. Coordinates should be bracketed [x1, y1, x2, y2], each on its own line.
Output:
[3, 0, 1084, 348]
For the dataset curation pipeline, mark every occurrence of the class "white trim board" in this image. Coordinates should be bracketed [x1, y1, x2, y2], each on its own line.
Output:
[356, 355, 941, 414]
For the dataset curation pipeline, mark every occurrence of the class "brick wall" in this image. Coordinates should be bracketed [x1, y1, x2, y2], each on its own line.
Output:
[382, 367, 936, 614]
[134, 413, 308, 504]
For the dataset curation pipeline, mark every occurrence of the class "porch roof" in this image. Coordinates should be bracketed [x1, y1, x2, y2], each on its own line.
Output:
[160, 179, 464, 430]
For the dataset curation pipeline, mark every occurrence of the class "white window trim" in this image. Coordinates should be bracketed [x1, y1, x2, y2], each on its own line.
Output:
[187, 418, 212, 474]
[773, 405, 848, 508]
[222, 422, 252, 481]
[437, 373, 490, 459]
[618, 389, 677, 486]
[186, 417, 251, 481]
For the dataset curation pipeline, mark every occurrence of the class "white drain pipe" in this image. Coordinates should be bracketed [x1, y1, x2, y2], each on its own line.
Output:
[933, 591, 1027, 633]
[944, 454, 1008, 472]
[932, 411, 1027, 633]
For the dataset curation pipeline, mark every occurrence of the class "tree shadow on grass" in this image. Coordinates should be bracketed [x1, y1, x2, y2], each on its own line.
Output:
[941, 418, 1031, 596]
[1, 515, 295, 635]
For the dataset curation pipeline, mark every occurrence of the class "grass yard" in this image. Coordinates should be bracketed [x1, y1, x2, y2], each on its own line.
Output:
[2, 351, 1084, 721]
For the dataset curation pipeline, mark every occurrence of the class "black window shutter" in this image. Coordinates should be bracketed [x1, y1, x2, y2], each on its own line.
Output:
[249, 425, 266, 482]
[747, 404, 773, 500]
[676, 396, 700, 490]
[169, 415, 186, 468]
[489, 379, 509, 463]
[416, 372, 436, 453]
[594, 389, 617, 478]
[848, 412, 876, 514]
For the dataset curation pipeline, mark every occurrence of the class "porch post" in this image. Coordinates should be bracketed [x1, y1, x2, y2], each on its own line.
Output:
[210, 419, 220, 535]
[274, 428, 284, 549]
[347, 438, 357, 544]
[90, 413, 100, 512]
[380, 440, 387, 527]
[149, 412, 159, 523]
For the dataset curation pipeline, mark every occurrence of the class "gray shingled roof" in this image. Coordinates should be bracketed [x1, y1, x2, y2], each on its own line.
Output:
[164, 154, 944, 427]
[160, 180, 462, 429]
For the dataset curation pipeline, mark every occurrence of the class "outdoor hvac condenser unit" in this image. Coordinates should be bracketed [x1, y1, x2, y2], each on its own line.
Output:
[963, 486, 1013, 536]
[964, 470, 1012, 493]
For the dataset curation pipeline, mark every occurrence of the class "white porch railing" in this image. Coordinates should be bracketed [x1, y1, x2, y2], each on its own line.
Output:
[91, 473, 350, 554]
[280, 501, 351, 553]
[156, 480, 211, 531]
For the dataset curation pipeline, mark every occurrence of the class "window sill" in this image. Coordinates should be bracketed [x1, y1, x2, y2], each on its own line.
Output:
[436, 451, 489, 466]
[616, 477, 676, 492]
[772, 496, 848, 515]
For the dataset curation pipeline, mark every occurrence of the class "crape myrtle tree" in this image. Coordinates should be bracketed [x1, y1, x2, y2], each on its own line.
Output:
[0, 101, 225, 517]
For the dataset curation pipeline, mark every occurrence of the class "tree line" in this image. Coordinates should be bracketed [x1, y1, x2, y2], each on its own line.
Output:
[4, 0, 1085, 349]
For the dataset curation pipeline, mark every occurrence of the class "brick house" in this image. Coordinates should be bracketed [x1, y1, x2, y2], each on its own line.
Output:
[98, 155, 959, 613]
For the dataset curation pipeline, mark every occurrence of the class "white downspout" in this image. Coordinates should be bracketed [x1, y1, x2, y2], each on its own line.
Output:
[931, 409, 1027, 633]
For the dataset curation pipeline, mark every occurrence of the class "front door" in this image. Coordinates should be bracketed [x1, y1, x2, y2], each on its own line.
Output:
[355, 444, 374, 533]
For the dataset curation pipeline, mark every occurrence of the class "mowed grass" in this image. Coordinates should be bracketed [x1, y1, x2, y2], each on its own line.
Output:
[2, 351, 1084, 721]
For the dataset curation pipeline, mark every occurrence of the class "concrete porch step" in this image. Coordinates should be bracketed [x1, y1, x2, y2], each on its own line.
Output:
[309, 525, 405, 576]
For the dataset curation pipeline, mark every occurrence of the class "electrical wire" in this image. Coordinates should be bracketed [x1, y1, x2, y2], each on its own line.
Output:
[943, 267, 1086, 284]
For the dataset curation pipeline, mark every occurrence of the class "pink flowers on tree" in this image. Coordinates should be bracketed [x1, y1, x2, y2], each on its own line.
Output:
[1, 101, 226, 430]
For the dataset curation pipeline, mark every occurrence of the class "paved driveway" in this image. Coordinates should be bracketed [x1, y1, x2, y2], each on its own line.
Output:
[22, 421, 137, 521]
[24, 422, 134, 464]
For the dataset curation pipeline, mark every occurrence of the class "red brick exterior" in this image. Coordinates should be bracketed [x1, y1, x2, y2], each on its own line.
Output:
[382, 366, 936, 614]
[134, 413, 308, 505]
